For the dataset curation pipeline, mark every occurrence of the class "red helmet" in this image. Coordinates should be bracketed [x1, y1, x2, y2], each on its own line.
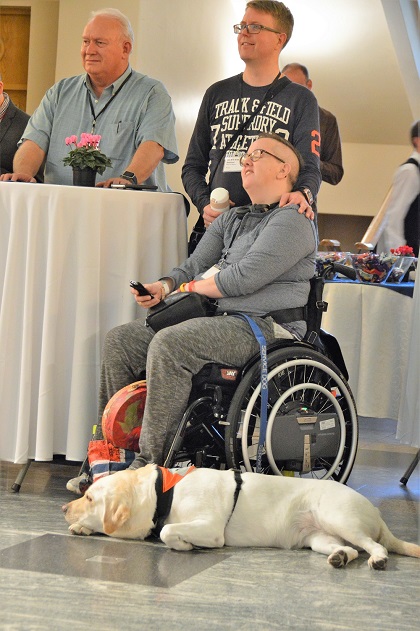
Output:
[101, 380, 147, 451]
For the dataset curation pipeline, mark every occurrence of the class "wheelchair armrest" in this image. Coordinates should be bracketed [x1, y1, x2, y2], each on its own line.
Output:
[331, 263, 356, 281]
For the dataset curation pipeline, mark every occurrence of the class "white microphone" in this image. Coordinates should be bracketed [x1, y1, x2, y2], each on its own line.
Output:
[210, 187, 230, 214]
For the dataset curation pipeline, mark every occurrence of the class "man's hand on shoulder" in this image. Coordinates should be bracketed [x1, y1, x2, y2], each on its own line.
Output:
[0, 172, 37, 183]
[279, 191, 314, 221]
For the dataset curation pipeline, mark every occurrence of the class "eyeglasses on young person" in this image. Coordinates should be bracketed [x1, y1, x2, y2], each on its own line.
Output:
[239, 148, 286, 167]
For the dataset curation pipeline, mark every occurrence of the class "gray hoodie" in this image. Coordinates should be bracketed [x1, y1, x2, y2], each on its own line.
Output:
[169, 203, 317, 330]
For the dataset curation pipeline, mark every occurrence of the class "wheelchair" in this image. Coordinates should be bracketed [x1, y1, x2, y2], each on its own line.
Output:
[164, 262, 359, 484]
[10, 262, 358, 493]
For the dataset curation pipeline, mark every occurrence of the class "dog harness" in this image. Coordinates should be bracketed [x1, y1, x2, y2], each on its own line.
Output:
[151, 466, 195, 537]
[151, 467, 243, 537]
[227, 470, 243, 524]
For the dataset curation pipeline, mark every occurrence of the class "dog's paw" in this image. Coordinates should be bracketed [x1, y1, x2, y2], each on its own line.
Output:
[328, 549, 348, 568]
[368, 555, 388, 570]
[69, 523, 94, 536]
[160, 525, 193, 551]
[162, 535, 194, 551]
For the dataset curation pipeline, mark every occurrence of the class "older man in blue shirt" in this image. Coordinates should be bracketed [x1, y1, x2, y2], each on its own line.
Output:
[0, 8, 178, 190]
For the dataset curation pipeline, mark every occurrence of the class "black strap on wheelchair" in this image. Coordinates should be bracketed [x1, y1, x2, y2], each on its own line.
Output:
[303, 276, 328, 348]
[233, 314, 269, 474]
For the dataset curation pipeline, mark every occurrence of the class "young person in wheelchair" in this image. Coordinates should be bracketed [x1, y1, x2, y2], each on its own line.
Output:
[68, 133, 319, 491]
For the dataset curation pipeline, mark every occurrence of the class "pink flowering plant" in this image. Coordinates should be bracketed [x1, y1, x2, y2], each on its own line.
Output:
[63, 133, 112, 175]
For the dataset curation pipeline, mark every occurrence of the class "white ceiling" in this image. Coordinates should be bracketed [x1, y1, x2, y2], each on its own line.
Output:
[278, 0, 419, 145]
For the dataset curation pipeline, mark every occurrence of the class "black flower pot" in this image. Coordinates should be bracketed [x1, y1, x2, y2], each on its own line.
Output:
[72, 167, 97, 187]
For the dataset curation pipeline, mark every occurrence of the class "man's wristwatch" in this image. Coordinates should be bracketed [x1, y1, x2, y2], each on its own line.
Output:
[298, 187, 314, 206]
[120, 171, 137, 185]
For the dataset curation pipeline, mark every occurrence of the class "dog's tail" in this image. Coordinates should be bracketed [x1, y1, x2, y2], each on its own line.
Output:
[380, 520, 420, 558]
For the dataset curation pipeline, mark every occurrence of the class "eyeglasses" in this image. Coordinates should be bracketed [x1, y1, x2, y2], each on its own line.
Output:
[239, 149, 285, 167]
[233, 23, 282, 35]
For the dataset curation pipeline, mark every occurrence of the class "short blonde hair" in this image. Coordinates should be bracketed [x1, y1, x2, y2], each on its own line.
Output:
[246, 1, 294, 46]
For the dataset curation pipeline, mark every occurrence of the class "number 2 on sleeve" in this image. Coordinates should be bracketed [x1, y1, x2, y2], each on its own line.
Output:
[311, 130, 320, 157]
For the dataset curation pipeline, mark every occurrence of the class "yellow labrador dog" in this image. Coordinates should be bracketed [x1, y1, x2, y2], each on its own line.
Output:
[62, 464, 420, 570]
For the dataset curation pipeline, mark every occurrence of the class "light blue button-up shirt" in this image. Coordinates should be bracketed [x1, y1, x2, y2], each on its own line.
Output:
[22, 66, 178, 189]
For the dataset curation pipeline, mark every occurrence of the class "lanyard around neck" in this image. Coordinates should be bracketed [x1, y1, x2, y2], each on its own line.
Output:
[87, 71, 132, 133]
[239, 71, 281, 120]
[210, 72, 284, 188]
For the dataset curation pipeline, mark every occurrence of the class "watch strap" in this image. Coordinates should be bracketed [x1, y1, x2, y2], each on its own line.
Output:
[297, 187, 314, 205]
[120, 171, 137, 185]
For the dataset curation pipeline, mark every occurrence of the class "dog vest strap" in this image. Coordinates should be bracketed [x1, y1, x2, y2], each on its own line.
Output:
[151, 466, 196, 537]
[225, 470, 243, 527]
[151, 467, 174, 537]
[232, 469, 243, 512]
[233, 314, 268, 473]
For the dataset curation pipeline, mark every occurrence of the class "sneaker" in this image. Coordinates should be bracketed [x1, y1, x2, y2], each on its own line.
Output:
[66, 473, 91, 495]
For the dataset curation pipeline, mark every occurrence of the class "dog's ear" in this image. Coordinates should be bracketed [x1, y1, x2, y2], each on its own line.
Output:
[103, 501, 131, 535]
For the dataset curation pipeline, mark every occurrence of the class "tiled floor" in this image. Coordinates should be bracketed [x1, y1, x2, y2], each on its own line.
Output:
[0, 417, 418, 631]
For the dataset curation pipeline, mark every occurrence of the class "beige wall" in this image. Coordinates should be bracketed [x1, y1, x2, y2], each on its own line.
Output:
[55, 0, 139, 79]
[12, 0, 414, 233]
[0, 0, 59, 112]
[318, 142, 410, 216]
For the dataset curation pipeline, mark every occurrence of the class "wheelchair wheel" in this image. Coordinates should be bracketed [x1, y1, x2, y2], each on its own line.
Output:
[225, 345, 358, 483]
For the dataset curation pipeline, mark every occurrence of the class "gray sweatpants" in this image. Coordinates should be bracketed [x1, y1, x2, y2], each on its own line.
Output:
[97, 315, 276, 466]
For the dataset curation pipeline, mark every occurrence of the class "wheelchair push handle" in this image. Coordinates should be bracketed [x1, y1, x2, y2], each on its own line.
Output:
[322, 262, 357, 281]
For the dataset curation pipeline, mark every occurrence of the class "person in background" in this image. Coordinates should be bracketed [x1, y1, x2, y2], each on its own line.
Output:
[0, 8, 178, 190]
[67, 133, 317, 491]
[282, 62, 343, 185]
[0, 75, 43, 180]
[182, 0, 321, 252]
[377, 120, 419, 256]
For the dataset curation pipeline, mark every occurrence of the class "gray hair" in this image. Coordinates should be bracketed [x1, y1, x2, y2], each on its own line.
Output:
[281, 62, 310, 82]
[89, 8, 134, 45]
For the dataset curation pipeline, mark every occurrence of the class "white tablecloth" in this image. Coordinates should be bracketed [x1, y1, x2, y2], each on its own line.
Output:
[397, 278, 419, 447]
[322, 282, 414, 422]
[0, 182, 188, 463]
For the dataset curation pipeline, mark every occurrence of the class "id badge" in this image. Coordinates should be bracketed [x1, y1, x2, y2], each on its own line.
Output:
[223, 151, 242, 173]
[201, 265, 220, 279]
